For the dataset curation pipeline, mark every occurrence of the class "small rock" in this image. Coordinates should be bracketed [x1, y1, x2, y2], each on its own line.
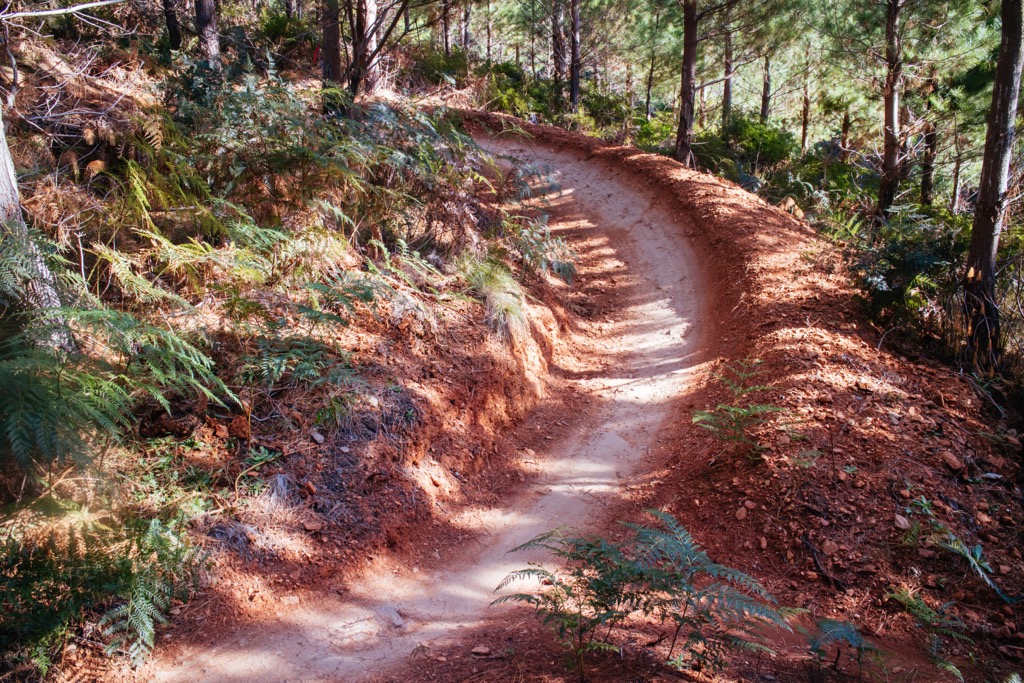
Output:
[303, 520, 323, 532]
[735, 507, 748, 521]
[378, 605, 404, 628]
[310, 430, 326, 445]
[759, 536, 768, 550]
[822, 540, 839, 555]
[744, 500, 756, 509]
[940, 450, 964, 471]
[340, 446, 351, 453]
[899, 489, 911, 499]
[1001, 564, 1012, 575]
[281, 595, 300, 605]
[805, 571, 818, 581]
[471, 645, 491, 657]
[435, 656, 447, 662]
[894, 514, 911, 530]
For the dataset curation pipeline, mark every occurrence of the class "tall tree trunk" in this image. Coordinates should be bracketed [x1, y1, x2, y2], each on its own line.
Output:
[0, 109, 74, 351]
[364, 0, 379, 92]
[759, 55, 770, 123]
[462, 3, 471, 49]
[920, 121, 936, 206]
[673, 0, 697, 167]
[347, 0, 380, 96]
[322, 0, 343, 83]
[552, 0, 567, 109]
[644, 52, 656, 120]
[878, 0, 903, 217]
[697, 85, 705, 128]
[442, 0, 451, 56]
[800, 78, 810, 154]
[840, 107, 851, 163]
[195, 0, 222, 71]
[486, 0, 492, 61]
[284, 0, 294, 18]
[568, 0, 581, 112]
[950, 116, 962, 214]
[964, 0, 1024, 372]
[722, 22, 732, 131]
[163, 0, 182, 50]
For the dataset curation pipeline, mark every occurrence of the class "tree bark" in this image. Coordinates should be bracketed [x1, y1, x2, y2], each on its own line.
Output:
[442, 0, 451, 56]
[920, 121, 936, 206]
[722, 21, 732, 131]
[800, 79, 810, 154]
[950, 117, 962, 214]
[840, 107, 851, 163]
[644, 52, 656, 120]
[759, 55, 770, 123]
[673, 0, 697, 167]
[322, 0, 343, 83]
[0, 108, 74, 351]
[462, 3, 471, 50]
[163, 0, 182, 50]
[877, 0, 903, 218]
[195, 0, 222, 71]
[552, 0, 567, 108]
[964, 0, 1024, 372]
[486, 0, 492, 61]
[568, 0, 581, 112]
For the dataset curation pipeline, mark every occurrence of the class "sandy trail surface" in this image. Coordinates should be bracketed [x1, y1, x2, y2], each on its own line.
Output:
[150, 133, 708, 682]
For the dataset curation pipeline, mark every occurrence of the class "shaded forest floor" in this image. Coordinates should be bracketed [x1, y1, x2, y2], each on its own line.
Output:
[93, 114, 1024, 683]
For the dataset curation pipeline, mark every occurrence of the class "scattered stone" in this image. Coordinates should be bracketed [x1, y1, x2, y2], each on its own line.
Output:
[759, 536, 768, 550]
[310, 430, 326, 445]
[940, 450, 964, 471]
[340, 446, 351, 453]
[744, 500, 756, 509]
[899, 489, 911, 499]
[1001, 565, 1012, 576]
[894, 514, 911, 530]
[822, 540, 839, 555]
[303, 520, 323, 532]
[805, 571, 818, 581]
[435, 656, 447, 662]
[735, 507, 748, 521]
[378, 605, 404, 628]
[471, 645, 491, 657]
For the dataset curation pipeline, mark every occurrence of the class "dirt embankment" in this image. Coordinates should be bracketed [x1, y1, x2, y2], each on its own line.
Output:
[426, 115, 1023, 679]
[133, 113, 1022, 683]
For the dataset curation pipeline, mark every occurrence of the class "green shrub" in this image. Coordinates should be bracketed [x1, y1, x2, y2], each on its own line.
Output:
[495, 511, 787, 680]
[692, 359, 783, 458]
[1, 516, 203, 674]
[407, 45, 470, 87]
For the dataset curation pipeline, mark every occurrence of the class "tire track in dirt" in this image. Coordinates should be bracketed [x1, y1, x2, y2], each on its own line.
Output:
[146, 133, 710, 682]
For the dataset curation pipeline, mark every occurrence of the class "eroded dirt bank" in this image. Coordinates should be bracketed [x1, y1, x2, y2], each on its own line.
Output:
[140, 127, 711, 682]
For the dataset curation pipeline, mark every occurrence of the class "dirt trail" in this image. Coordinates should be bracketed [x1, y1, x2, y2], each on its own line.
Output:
[149, 134, 709, 682]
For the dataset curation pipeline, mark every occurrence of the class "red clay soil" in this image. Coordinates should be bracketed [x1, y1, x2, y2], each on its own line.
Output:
[94, 112, 1022, 683]
[385, 113, 1023, 682]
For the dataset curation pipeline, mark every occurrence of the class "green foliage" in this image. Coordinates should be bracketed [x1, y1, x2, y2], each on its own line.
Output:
[692, 359, 783, 458]
[406, 45, 470, 87]
[506, 214, 576, 283]
[887, 587, 969, 680]
[460, 254, 528, 339]
[1, 516, 203, 674]
[0, 305, 230, 473]
[494, 511, 786, 679]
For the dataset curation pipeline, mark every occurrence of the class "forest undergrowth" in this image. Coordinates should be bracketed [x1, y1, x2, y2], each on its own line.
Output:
[0, 30, 577, 678]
